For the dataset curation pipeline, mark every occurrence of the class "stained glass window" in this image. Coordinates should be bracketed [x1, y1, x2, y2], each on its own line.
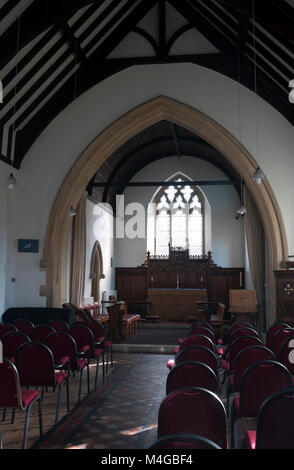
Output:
[154, 177, 204, 256]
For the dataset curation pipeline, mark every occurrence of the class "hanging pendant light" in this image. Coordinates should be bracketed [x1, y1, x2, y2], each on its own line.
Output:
[6, 173, 17, 189]
[252, 167, 265, 184]
[68, 206, 76, 217]
[237, 177, 246, 216]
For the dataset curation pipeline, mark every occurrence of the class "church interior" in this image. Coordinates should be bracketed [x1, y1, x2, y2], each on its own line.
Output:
[0, 0, 294, 453]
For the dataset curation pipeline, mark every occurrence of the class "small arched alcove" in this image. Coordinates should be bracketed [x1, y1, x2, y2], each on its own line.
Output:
[89, 241, 105, 302]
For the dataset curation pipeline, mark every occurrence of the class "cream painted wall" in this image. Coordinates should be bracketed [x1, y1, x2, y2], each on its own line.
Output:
[0, 63, 293, 309]
[114, 156, 245, 269]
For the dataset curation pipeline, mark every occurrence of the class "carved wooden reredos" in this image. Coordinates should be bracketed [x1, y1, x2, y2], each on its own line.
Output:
[144, 246, 218, 291]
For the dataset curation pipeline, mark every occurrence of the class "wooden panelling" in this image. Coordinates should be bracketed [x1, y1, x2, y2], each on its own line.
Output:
[274, 270, 294, 324]
[115, 264, 245, 321]
[115, 267, 148, 302]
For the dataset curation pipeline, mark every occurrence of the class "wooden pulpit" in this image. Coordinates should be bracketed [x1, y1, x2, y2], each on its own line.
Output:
[107, 302, 126, 343]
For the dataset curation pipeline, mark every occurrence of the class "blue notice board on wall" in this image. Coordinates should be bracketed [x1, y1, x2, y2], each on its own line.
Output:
[18, 239, 39, 253]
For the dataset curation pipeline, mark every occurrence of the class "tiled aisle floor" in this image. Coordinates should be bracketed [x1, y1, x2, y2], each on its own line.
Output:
[37, 353, 170, 449]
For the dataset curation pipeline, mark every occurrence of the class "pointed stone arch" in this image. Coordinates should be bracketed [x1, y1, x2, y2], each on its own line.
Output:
[42, 96, 288, 325]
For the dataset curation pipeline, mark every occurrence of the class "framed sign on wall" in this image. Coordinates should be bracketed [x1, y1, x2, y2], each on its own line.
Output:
[18, 239, 39, 253]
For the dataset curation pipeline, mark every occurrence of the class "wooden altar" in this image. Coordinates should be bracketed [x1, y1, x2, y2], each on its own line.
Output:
[115, 248, 245, 321]
[148, 288, 207, 321]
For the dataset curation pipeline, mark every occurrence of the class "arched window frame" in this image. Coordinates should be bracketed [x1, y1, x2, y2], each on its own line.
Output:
[151, 173, 205, 257]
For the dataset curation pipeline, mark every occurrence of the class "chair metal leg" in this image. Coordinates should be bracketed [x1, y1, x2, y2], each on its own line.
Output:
[22, 406, 31, 449]
[95, 359, 99, 387]
[233, 419, 239, 449]
[78, 369, 83, 403]
[55, 384, 63, 425]
[66, 378, 70, 412]
[38, 398, 43, 438]
[11, 408, 15, 424]
[87, 363, 90, 393]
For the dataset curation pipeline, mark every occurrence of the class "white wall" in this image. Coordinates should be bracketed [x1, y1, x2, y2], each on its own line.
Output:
[114, 156, 245, 269]
[0, 63, 293, 309]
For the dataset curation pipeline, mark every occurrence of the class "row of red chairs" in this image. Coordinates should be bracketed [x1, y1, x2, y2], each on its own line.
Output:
[0, 317, 113, 448]
[150, 322, 228, 449]
[225, 321, 294, 449]
[150, 320, 294, 449]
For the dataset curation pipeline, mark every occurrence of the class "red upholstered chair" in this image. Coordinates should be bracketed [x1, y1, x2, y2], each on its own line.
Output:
[185, 326, 215, 342]
[13, 318, 34, 338]
[231, 360, 293, 448]
[223, 324, 259, 358]
[82, 319, 113, 373]
[1, 331, 31, 362]
[266, 322, 290, 350]
[149, 433, 221, 449]
[166, 361, 218, 395]
[0, 358, 43, 449]
[174, 333, 216, 355]
[226, 345, 276, 417]
[174, 346, 218, 374]
[68, 324, 104, 386]
[46, 332, 90, 403]
[0, 323, 18, 340]
[230, 322, 255, 334]
[271, 328, 294, 359]
[15, 342, 70, 425]
[223, 335, 263, 376]
[177, 334, 216, 354]
[230, 327, 259, 345]
[243, 388, 294, 449]
[158, 387, 228, 449]
[48, 319, 69, 332]
[188, 321, 214, 332]
[31, 324, 56, 343]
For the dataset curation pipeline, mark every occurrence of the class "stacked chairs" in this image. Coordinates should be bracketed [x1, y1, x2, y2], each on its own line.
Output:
[15, 342, 70, 425]
[243, 388, 294, 449]
[230, 360, 292, 448]
[0, 358, 43, 449]
[46, 332, 90, 403]
[157, 387, 228, 449]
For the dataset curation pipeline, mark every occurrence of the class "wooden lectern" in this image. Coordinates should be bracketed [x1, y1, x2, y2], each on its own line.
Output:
[228, 289, 258, 328]
[107, 302, 126, 343]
